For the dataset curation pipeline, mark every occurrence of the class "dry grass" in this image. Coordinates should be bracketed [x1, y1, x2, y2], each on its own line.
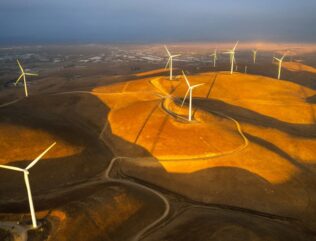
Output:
[93, 70, 316, 228]
[282, 61, 316, 74]
[0, 123, 82, 165]
[95, 71, 315, 183]
[95, 76, 245, 160]
[1, 62, 316, 237]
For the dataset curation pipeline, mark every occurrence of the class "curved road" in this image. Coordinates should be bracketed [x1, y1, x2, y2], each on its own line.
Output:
[0, 78, 249, 241]
[103, 156, 170, 241]
[0, 98, 24, 108]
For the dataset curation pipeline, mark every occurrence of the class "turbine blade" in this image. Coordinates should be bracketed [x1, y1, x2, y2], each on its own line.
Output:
[0, 164, 25, 172]
[233, 41, 239, 51]
[181, 89, 190, 107]
[26, 142, 56, 170]
[164, 45, 171, 56]
[165, 57, 171, 69]
[15, 74, 24, 85]
[172, 54, 181, 58]
[274, 57, 281, 62]
[25, 73, 38, 76]
[17, 59, 24, 73]
[182, 70, 191, 87]
[191, 83, 205, 89]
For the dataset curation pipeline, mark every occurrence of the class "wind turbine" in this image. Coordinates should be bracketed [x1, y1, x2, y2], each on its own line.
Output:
[223, 41, 238, 74]
[210, 49, 218, 67]
[15, 59, 38, 97]
[0, 142, 56, 228]
[273, 54, 286, 80]
[181, 71, 204, 121]
[252, 49, 257, 64]
[164, 45, 181, 80]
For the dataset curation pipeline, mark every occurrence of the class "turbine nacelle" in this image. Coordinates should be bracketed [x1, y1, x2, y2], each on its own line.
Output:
[274, 54, 286, 63]
[210, 49, 217, 57]
[224, 41, 239, 54]
[273, 57, 281, 62]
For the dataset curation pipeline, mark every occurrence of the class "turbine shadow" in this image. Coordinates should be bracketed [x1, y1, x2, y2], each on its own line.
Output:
[244, 132, 310, 172]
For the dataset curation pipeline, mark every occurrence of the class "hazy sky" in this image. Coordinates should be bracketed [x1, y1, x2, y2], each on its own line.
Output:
[0, 0, 315, 44]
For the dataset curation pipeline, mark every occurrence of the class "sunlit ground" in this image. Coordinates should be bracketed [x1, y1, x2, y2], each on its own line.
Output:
[95, 66, 316, 184]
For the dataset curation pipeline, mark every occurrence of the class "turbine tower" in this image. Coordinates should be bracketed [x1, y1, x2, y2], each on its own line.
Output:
[164, 45, 181, 80]
[210, 49, 218, 67]
[273, 54, 286, 80]
[252, 49, 257, 64]
[0, 142, 56, 228]
[181, 71, 204, 121]
[15, 59, 38, 97]
[223, 42, 238, 74]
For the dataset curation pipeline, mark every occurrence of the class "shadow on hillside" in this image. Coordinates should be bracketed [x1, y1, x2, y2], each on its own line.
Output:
[1, 71, 316, 240]
[0, 91, 152, 211]
[134, 164, 316, 241]
[306, 94, 316, 104]
[247, 63, 316, 90]
[194, 97, 316, 137]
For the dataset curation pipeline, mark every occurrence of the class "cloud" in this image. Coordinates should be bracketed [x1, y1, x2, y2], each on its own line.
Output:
[0, 0, 315, 43]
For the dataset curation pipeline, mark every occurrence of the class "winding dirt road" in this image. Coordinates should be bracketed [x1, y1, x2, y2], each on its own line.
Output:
[0, 76, 250, 241]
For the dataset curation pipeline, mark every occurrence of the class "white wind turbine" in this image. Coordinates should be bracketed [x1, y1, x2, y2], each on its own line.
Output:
[164, 45, 181, 80]
[273, 54, 286, 80]
[252, 49, 257, 64]
[0, 142, 56, 228]
[223, 41, 238, 74]
[181, 71, 204, 121]
[15, 59, 38, 97]
[210, 49, 218, 67]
